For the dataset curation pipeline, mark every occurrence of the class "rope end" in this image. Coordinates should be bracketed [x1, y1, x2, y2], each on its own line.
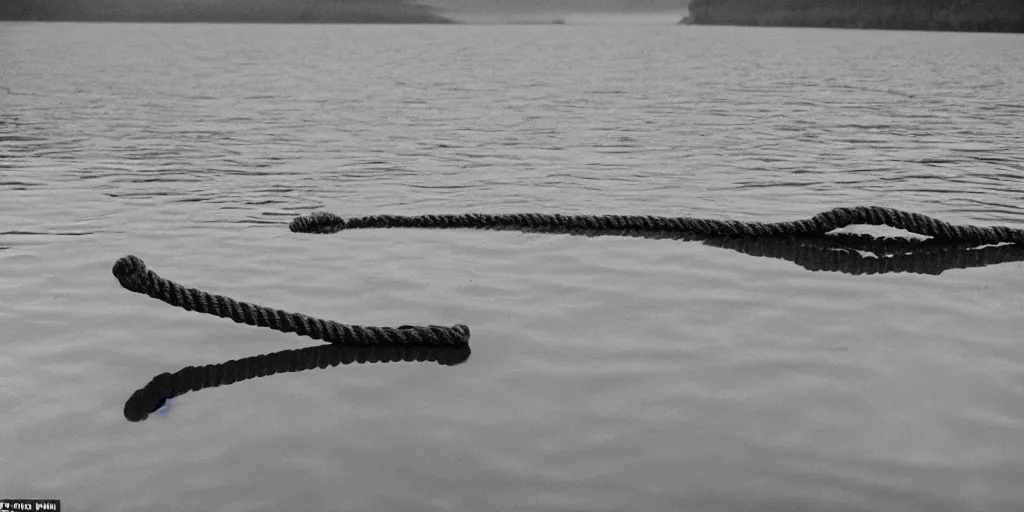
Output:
[290, 212, 346, 234]
[123, 372, 172, 422]
[441, 345, 472, 366]
[113, 255, 146, 280]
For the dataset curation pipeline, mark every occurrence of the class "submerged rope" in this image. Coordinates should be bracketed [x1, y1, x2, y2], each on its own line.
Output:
[478, 227, 1024, 275]
[112, 255, 470, 347]
[124, 343, 470, 422]
[702, 235, 1024, 276]
[289, 206, 1024, 245]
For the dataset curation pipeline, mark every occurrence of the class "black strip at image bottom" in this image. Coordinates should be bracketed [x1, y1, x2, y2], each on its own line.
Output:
[0, 499, 60, 511]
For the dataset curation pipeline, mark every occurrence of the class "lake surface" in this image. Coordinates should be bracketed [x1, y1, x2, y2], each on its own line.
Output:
[2, 22, 1023, 512]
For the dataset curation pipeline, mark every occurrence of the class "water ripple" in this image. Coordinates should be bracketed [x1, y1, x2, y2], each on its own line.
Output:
[1, 22, 1023, 512]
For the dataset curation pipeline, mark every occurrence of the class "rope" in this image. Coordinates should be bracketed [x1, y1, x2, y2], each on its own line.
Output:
[124, 343, 470, 422]
[112, 255, 470, 347]
[289, 206, 1024, 245]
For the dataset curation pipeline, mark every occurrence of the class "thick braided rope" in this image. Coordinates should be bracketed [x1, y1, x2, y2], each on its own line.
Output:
[112, 255, 470, 347]
[124, 343, 470, 422]
[289, 206, 1024, 245]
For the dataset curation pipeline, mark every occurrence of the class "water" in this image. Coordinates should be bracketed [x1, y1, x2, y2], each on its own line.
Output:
[2, 22, 1024, 511]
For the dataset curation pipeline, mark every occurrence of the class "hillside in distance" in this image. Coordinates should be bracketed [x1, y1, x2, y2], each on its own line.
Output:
[682, 0, 1024, 32]
[0, 0, 454, 23]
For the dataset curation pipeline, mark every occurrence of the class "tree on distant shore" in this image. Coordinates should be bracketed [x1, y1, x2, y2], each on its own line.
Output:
[683, 0, 1024, 32]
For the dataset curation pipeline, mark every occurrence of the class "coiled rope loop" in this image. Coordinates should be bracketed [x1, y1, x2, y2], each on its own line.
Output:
[289, 206, 1024, 245]
[113, 255, 470, 347]
[124, 344, 470, 422]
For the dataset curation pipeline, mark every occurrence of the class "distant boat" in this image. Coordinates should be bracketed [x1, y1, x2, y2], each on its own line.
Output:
[551, 18, 566, 24]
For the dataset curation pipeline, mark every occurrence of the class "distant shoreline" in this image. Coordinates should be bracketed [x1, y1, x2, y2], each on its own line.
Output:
[680, 0, 1024, 33]
[0, 19, 458, 23]
[0, 1, 456, 24]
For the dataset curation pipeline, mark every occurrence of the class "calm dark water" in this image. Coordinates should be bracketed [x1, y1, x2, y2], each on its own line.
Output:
[2, 22, 1024, 512]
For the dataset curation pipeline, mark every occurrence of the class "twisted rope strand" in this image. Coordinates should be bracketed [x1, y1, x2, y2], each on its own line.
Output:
[289, 206, 1024, 245]
[124, 343, 471, 422]
[112, 255, 470, 347]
